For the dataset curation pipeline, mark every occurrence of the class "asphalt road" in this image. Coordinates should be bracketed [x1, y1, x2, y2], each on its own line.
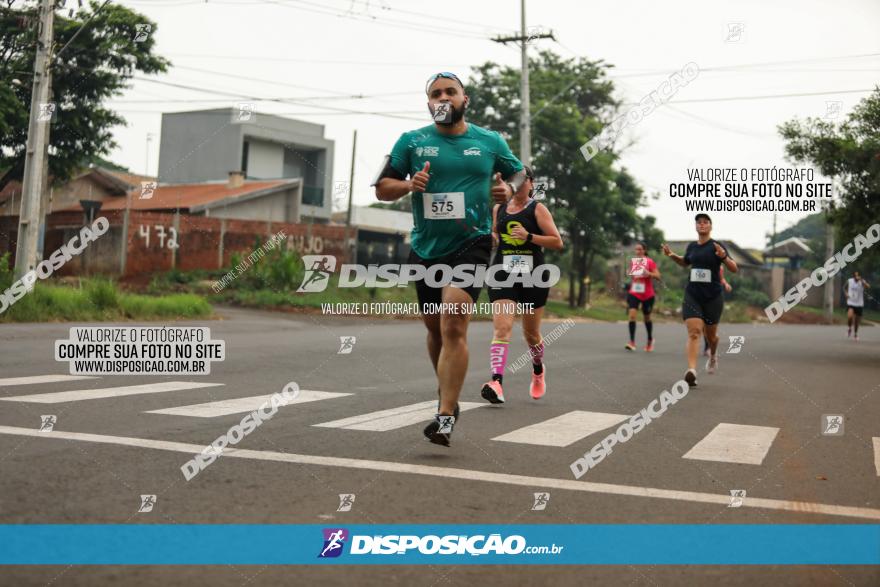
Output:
[0, 307, 877, 586]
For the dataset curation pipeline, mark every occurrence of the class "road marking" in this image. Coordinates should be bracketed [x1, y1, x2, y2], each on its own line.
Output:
[0, 375, 98, 387]
[1, 425, 878, 521]
[874, 438, 880, 476]
[146, 390, 352, 417]
[492, 411, 629, 447]
[683, 423, 780, 465]
[0, 382, 223, 404]
[314, 400, 484, 431]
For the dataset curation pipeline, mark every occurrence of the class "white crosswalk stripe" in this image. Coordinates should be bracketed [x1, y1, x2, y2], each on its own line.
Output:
[314, 400, 485, 431]
[146, 390, 352, 417]
[491, 410, 630, 447]
[683, 423, 780, 465]
[4, 375, 871, 477]
[0, 381, 223, 404]
[0, 375, 98, 387]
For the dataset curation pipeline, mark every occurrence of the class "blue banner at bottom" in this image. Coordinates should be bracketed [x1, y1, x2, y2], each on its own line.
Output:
[1, 525, 878, 565]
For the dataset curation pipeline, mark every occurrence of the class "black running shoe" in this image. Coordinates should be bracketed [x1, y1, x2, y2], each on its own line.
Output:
[685, 369, 698, 387]
[436, 388, 460, 421]
[423, 414, 455, 447]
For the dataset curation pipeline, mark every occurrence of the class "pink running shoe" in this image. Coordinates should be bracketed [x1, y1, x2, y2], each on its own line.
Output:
[530, 366, 546, 400]
[480, 380, 505, 404]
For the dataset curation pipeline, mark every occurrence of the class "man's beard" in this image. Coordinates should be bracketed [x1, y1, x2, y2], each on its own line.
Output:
[431, 101, 466, 125]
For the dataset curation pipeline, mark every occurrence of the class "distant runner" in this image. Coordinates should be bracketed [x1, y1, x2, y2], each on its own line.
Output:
[846, 271, 870, 341]
[481, 165, 563, 404]
[661, 214, 738, 387]
[373, 71, 526, 446]
[624, 242, 660, 352]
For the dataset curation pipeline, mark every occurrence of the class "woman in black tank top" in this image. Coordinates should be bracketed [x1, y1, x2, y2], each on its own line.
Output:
[492, 198, 545, 272]
[480, 165, 564, 405]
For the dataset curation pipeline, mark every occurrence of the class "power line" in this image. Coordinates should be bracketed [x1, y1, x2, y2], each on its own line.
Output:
[624, 87, 875, 106]
[133, 75, 425, 120]
[171, 64, 419, 100]
[554, 40, 880, 79]
[315, 0, 493, 33]
[166, 53, 472, 68]
[261, 0, 489, 40]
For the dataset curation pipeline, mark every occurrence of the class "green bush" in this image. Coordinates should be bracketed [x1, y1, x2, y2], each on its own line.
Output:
[0, 252, 12, 289]
[85, 279, 120, 310]
[224, 243, 304, 292]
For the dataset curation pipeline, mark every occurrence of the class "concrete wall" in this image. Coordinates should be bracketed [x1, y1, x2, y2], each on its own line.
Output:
[246, 138, 284, 179]
[158, 110, 243, 183]
[205, 188, 299, 223]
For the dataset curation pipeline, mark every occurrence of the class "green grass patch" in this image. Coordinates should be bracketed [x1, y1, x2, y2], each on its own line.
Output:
[0, 277, 212, 323]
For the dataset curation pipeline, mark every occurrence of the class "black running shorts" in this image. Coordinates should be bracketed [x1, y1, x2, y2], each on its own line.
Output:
[487, 281, 549, 309]
[408, 234, 492, 313]
[682, 290, 724, 325]
[627, 294, 655, 314]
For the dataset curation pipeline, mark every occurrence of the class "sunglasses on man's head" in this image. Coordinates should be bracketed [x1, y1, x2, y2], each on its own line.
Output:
[426, 72, 464, 95]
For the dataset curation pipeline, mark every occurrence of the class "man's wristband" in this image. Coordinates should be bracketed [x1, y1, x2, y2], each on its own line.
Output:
[526, 233, 533, 243]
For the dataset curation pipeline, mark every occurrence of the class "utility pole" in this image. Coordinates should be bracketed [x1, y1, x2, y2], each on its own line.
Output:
[492, 0, 553, 167]
[15, 0, 55, 279]
[346, 130, 356, 227]
[145, 132, 155, 176]
[823, 204, 835, 323]
[346, 130, 357, 264]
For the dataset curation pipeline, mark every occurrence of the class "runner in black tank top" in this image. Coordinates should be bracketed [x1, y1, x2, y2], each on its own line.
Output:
[661, 214, 739, 387]
[493, 198, 545, 278]
[481, 165, 564, 404]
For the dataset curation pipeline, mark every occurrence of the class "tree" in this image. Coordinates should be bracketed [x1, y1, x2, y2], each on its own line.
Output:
[779, 87, 880, 265]
[466, 51, 661, 306]
[0, 0, 169, 189]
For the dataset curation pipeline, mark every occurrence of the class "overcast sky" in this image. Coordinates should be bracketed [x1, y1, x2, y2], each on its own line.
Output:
[99, 0, 879, 249]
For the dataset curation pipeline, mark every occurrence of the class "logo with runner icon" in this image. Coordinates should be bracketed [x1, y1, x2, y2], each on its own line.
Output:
[318, 528, 349, 558]
[337, 337, 356, 355]
[337, 494, 356, 512]
[531, 492, 550, 511]
[628, 257, 648, 276]
[298, 255, 336, 293]
[39, 415, 56, 432]
[821, 414, 844, 436]
[727, 489, 746, 508]
[726, 336, 745, 354]
[138, 494, 157, 513]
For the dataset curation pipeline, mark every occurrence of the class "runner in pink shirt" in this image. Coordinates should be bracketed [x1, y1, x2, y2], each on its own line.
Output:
[625, 243, 661, 352]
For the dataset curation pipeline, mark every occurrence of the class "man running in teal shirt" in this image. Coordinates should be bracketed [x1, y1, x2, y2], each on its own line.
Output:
[374, 71, 525, 446]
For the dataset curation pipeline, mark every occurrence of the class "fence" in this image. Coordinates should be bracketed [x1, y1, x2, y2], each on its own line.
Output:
[0, 212, 356, 279]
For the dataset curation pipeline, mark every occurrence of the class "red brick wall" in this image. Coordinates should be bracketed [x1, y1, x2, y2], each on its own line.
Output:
[0, 212, 356, 278]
